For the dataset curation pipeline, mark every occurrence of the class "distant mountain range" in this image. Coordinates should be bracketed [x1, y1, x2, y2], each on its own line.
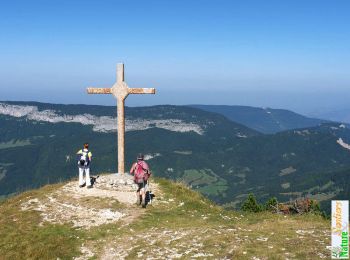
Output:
[190, 105, 328, 134]
[309, 108, 350, 124]
[1, 101, 350, 214]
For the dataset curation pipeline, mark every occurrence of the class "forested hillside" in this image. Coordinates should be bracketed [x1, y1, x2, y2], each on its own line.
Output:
[1, 101, 350, 213]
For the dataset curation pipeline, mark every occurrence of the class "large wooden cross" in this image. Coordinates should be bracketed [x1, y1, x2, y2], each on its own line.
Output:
[87, 63, 156, 174]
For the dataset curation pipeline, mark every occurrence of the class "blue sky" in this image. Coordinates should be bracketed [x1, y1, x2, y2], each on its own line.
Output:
[0, 0, 349, 114]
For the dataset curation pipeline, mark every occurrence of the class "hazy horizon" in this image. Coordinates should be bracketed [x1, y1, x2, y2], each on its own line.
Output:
[1, 89, 349, 117]
[1, 0, 349, 116]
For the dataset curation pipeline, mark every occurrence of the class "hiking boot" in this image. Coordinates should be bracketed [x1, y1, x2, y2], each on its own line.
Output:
[87, 185, 93, 189]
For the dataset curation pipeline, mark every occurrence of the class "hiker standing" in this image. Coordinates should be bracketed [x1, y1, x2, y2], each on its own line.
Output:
[130, 153, 151, 208]
[76, 143, 93, 188]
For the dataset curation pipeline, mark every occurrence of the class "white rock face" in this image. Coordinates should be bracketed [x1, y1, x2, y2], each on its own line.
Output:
[293, 129, 311, 136]
[144, 153, 161, 160]
[236, 133, 247, 138]
[0, 103, 204, 135]
[337, 138, 350, 150]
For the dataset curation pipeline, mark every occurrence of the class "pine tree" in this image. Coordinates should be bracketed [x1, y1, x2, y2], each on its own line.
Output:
[265, 197, 278, 211]
[241, 193, 262, 212]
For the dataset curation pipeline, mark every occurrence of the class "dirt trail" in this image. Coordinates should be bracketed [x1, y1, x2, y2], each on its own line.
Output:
[20, 174, 158, 229]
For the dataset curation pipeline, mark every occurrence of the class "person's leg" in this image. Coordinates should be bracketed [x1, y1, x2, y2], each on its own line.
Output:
[79, 168, 84, 187]
[141, 183, 146, 207]
[136, 187, 141, 205]
[85, 167, 91, 187]
[136, 190, 141, 204]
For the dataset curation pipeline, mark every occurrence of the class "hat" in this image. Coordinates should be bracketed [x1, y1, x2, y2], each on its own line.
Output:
[137, 153, 144, 160]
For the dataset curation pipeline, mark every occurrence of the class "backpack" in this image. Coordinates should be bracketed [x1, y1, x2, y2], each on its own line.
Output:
[79, 149, 90, 166]
[134, 161, 149, 183]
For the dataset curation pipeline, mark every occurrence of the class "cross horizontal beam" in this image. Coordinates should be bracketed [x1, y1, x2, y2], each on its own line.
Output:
[129, 88, 156, 94]
[87, 88, 112, 94]
[87, 87, 155, 95]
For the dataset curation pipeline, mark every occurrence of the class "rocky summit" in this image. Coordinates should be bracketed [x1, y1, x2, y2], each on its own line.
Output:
[20, 174, 150, 229]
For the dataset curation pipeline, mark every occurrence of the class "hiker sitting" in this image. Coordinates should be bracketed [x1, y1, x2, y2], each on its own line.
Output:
[76, 143, 93, 188]
[130, 153, 151, 208]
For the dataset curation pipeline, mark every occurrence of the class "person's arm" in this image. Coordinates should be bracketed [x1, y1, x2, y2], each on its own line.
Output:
[76, 150, 82, 162]
[130, 163, 136, 175]
[144, 162, 151, 176]
[86, 152, 92, 166]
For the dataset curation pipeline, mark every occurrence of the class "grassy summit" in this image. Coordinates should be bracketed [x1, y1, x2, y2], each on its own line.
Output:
[0, 176, 330, 259]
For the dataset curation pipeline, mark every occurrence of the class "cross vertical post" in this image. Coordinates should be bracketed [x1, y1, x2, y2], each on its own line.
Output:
[117, 63, 124, 84]
[117, 96, 125, 172]
[87, 63, 156, 174]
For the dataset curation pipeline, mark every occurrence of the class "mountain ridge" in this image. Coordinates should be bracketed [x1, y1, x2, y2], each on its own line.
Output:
[190, 104, 329, 134]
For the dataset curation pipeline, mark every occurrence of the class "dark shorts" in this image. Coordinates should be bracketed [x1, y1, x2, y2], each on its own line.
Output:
[136, 180, 147, 192]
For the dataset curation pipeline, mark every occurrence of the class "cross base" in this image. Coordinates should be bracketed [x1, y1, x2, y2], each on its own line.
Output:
[94, 174, 136, 192]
